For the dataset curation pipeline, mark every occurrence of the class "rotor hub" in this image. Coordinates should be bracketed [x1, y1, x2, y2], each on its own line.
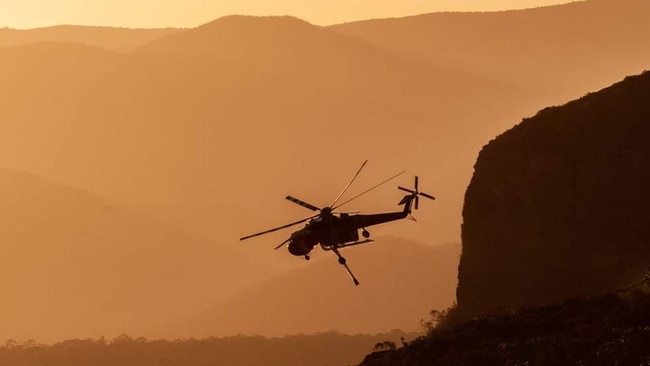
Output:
[320, 207, 333, 216]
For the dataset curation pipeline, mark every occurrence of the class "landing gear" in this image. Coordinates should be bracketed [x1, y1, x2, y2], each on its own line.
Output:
[304, 255, 310, 261]
[362, 229, 370, 238]
[333, 247, 360, 286]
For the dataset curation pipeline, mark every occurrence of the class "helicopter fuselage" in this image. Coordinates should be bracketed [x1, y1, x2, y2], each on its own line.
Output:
[287, 213, 360, 256]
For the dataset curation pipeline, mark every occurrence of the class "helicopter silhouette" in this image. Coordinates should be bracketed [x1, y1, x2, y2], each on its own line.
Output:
[240, 161, 435, 285]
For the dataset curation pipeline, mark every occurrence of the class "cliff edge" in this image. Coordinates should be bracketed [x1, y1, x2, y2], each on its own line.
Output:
[458, 70, 650, 317]
[357, 70, 650, 366]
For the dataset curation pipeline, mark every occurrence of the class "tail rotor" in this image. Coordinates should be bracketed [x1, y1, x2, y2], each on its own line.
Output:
[398, 176, 435, 210]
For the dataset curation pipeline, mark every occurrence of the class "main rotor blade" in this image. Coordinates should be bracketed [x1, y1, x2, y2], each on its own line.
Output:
[274, 238, 291, 250]
[286, 196, 320, 211]
[420, 192, 436, 200]
[415, 176, 419, 191]
[240, 215, 317, 241]
[333, 170, 406, 210]
[330, 160, 368, 208]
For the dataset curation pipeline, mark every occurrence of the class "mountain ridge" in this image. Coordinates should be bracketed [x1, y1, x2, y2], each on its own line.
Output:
[331, 0, 650, 100]
[0, 25, 182, 52]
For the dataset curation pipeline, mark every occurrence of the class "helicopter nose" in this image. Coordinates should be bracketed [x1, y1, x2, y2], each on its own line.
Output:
[288, 238, 315, 256]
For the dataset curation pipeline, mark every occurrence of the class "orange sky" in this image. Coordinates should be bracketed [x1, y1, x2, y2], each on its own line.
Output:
[1, 0, 581, 28]
[1, 0, 647, 343]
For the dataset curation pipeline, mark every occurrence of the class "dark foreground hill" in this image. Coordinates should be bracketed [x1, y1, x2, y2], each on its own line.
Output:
[359, 276, 650, 366]
[0, 331, 419, 366]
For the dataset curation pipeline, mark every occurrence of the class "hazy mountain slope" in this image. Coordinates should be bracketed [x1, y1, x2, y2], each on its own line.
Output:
[129, 16, 536, 246]
[133, 15, 497, 93]
[0, 25, 183, 52]
[0, 21, 473, 343]
[0, 42, 192, 205]
[131, 15, 522, 130]
[331, 0, 650, 103]
[172, 240, 460, 338]
[0, 16, 530, 247]
[0, 169, 271, 343]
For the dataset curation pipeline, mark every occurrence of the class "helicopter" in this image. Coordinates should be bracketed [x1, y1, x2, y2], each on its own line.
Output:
[239, 161, 435, 286]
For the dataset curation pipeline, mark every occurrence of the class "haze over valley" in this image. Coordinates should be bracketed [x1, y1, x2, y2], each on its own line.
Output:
[1, 0, 649, 345]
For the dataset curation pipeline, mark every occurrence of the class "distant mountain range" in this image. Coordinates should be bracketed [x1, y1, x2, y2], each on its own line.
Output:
[0, 25, 182, 52]
[1, 1, 647, 248]
[332, 0, 650, 101]
[0, 0, 648, 342]
[0, 14, 526, 248]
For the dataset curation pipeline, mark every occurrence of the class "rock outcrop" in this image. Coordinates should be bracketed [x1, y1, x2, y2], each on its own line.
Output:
[458, 71, 650, 317]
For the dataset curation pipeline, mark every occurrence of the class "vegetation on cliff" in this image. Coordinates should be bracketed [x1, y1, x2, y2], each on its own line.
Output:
[360, 274, 650, 365]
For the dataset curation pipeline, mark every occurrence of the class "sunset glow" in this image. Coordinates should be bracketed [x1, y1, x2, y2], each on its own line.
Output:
[1, 0, 648, 362]
[1, 0, 581, 28]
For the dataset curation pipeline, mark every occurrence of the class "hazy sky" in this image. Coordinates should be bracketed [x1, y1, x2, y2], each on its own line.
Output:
[1, 0, 580, 29]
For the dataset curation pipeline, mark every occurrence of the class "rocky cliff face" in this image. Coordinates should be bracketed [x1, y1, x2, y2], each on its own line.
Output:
[458, 71, 650, 316]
